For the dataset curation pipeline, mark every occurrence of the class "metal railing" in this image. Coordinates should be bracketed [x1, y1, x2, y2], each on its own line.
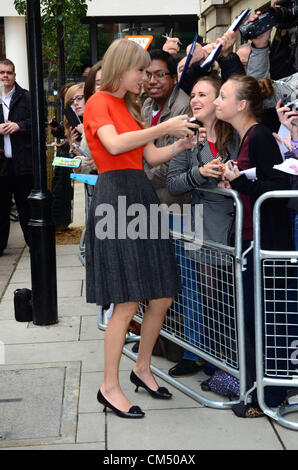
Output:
[120, 187, 250, 408]
[254, 190, 298, 430]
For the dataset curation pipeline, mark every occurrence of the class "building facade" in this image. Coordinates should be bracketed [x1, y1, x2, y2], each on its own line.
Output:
[1, 0, 296, 89]
[199, 0, 271, 44]
[0, 0, 200, 88]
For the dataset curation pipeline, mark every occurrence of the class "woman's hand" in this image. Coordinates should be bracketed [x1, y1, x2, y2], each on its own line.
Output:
[199, 157, 224, 178]
[223, 160, 240, 181]
[176, 127, 207, 152]
[217, 31, 237, 57]
[165, 115, 199, 138]
[74, 123, 84, 134]
[84, 157, 97, 171]
[162, 37, 181, 55]
[198, 127, 207, 142]
[273, 132, 292, 151]
[217, 180, 232, 189]
[276, 99, 298, 131]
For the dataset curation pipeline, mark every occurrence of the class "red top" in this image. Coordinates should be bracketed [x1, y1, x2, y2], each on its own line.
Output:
[84, 91, 145, 174]
[208, 141, 217, 157]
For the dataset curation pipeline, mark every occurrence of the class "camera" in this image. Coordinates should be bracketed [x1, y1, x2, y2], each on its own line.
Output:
[239, 0, 298, 41]
[188, 117, 200, 134]
[287, 98, 298, 111]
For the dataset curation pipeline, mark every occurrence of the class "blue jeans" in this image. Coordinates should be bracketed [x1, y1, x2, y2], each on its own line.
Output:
[169, 214, 204, 362]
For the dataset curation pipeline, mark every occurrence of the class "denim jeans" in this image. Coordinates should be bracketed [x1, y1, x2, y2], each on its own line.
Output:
[169, 214, 204, 362]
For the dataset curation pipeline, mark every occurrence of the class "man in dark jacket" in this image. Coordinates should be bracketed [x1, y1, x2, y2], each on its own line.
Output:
[0, 58, 33, 256]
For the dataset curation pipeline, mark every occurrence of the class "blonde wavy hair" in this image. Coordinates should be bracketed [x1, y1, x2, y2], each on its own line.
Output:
[100, 39, 151, 128]
[64, 83, 85, 143]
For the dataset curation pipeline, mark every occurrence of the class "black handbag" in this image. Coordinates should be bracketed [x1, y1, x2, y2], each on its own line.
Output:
[14, 288, 33, 322]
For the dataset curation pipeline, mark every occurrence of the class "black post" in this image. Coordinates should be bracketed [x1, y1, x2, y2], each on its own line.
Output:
[90, 18, 99, 65]
[26, 0, 58, 325]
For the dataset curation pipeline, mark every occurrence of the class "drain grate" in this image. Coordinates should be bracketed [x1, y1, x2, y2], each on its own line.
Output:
[0, 362, 80, 448]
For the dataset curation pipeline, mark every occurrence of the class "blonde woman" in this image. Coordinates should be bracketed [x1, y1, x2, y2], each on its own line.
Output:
[84, 38, 198, 419]
[64, 83, 85, 150]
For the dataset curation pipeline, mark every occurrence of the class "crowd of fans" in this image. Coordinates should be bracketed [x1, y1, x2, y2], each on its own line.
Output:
[45, 7, 298, 419]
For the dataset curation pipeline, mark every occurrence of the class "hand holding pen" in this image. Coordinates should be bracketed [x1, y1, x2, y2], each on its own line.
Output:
[162, 34, 182, 55]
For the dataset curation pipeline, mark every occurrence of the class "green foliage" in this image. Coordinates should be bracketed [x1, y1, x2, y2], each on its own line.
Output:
[14, 0, 91, 74]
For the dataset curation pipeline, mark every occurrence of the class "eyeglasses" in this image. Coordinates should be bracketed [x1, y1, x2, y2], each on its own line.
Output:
[145, 71, 171, 81]
[69, 95, 84, 106]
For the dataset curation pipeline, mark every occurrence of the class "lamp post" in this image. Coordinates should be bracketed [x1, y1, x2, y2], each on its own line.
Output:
[26, 0, 58, 325]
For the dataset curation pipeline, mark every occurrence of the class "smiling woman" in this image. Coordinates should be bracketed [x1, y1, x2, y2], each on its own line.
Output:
[83, 38, 197, 420]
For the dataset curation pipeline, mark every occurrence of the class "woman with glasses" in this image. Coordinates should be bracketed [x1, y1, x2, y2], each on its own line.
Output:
[84, 38, 198, 419]
[64, 83, 85, 149]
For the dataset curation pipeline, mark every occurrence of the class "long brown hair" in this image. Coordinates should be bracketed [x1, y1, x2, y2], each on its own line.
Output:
[84, 60, 102, 102]
[100, 39, 151, 128]
[190, 73, 234, 157]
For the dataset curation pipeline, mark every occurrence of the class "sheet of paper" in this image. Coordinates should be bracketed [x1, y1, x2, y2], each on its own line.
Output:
[274, 158, 298, 175]
[240, 167, 257, 180]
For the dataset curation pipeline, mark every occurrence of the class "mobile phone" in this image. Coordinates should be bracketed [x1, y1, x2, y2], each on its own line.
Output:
[72, 143, 87, 157]
[64, 106, 81, 128]
[188, 117, 200, 134]
[228, 161, 235, 172]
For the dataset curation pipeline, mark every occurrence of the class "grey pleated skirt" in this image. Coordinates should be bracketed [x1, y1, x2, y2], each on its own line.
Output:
[85, 169, 181, 305]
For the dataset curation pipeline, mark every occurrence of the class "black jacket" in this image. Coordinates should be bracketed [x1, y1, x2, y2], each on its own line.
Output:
[179, 53, 245, 96]
[230, 124, 293, 251]
[0, 82, 33, 176]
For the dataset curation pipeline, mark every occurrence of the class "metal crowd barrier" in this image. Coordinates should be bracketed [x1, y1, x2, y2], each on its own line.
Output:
[120, 187, 250, 409]
[254, 190, 298, 430]
[70, 173, 98, 266]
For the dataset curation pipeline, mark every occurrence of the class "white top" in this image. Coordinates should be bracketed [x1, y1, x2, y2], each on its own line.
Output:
[2, 86, 15, 158]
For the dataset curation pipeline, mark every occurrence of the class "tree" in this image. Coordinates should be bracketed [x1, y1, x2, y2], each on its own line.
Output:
[14, 0, 90, 81]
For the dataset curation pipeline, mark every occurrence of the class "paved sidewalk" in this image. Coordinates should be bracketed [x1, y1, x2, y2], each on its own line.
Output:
[0, 182, 298, 450]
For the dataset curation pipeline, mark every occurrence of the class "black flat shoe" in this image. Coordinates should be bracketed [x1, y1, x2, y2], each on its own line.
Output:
[97, 389, 145, 419]
[200, 378, 211, 392]
[168, 359, 205, 377]
[130, 370, 172, 399]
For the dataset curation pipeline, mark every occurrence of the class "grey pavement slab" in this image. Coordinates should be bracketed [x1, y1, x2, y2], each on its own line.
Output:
[76, 412, 105, 444]
[2, 280, 83, 301]
[3, 339, 106, 372]
[272, 413, 298, 449]
[106, 407, 283, 450]
[10, 266, 85, 283]
[0, 222, 26, 299]
[80, 316, 106, 341]
[0, 316, 81, 344]
[16, 253, 83, 270]
[3, 442, 105, 450]
[1, 185, 298, 450]
[0, 362, 80, 448]
[0, 297, 96, 320]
